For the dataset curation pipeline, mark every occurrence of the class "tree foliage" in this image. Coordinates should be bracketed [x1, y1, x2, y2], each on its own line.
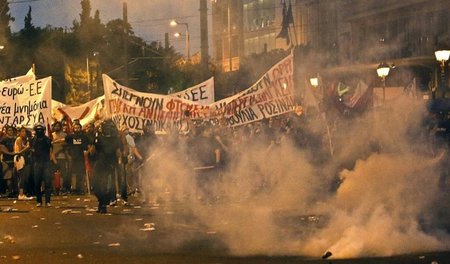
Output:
[1, 0, 211, 104]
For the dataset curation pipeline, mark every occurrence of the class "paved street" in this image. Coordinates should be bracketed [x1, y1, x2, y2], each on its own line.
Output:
[0, 195, 449, 264]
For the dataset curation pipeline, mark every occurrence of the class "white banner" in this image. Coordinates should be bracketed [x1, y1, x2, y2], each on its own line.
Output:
[0, 77, 52, 128]
[103, 74, 208, 132]
[54, 95, 105, 127]
[171, 77, 214, 105]
[51, 99, 66, 121]
[208, 53, 295, 126]
[101, 53, 295, 130]
[0, 68, 35, 85]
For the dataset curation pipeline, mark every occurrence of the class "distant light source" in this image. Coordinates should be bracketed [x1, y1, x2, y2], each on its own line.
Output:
[435, 49, 450, 68]
[169, 20, 177, 27]
[376, 62, 390, 79]
[169, 20, 190, 60]
[377, 62, 391, 101]
[310, 77, 319, 88]
[0, 45, 4, 50]
[174, 32, 181, 38]
[435, 48, 450, 97]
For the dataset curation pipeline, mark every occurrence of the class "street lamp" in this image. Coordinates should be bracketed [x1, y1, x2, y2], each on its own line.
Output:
[377, 62, 390, 101]
[87, 51, 100, 99]
[310, 77, 319, 88]
[435, 49, 450, 97]
[435, 49, 450, 72]
[170, 20, 190, 60]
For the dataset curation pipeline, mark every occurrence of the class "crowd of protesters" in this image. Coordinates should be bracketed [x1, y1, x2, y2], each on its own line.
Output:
[0, 117, 157, 213]
[1, 103, 449, 213]
[0, 110, 323, 211]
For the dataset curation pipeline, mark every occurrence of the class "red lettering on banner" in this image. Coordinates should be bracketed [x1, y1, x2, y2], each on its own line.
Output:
[108, 99, 123, 114]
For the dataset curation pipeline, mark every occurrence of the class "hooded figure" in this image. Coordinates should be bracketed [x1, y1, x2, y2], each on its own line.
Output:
[91, 120, 122, 214]
[30, 122, 54, 207]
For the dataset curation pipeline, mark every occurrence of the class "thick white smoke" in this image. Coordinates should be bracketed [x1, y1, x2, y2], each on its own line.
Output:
[138, 95, 450, 258]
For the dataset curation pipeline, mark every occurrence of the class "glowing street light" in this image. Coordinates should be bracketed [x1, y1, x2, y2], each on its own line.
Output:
[435, 49, 450, 72]
[310, 77, 319, 88]
[377, 62, 390, 101]
[170, 20, 190, 60]
[435, 49, 450, 97]
[169, 20, 178, 27]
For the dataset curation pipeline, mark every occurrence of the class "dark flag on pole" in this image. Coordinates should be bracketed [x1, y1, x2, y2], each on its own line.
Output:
[276, 0, 290, 45]
[286, 0, 294, 25]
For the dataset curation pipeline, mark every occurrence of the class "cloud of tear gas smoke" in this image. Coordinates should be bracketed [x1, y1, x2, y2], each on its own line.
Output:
[136, 95, 450, 258]
[300, 97, 450, 258]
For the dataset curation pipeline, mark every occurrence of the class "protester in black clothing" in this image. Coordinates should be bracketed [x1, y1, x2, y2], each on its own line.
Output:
[85, 122, 97, 191]
[30, 123, 55, 207]
[85, 123, 96, 144]
[91, 120, 122, 214]
[137, 123, 157, 157]
[136, 123, 158, 203]
[65, 123, 90, 194]
[111, 128, 129, 205]
[190, 123, 221, 202]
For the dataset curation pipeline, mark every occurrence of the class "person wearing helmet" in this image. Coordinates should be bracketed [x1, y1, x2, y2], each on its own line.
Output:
[91, 120, 122, 214]
[30, 122, 55, 207]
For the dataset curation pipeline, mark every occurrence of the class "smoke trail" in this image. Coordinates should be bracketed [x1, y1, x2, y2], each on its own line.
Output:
[300, 97, 450, 258]
[137, 95, 450, 258]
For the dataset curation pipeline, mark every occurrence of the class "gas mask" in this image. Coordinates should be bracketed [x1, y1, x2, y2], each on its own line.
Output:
[35, 128, 45, 138]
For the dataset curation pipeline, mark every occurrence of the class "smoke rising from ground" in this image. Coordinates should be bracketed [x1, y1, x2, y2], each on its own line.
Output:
[137, 95, 450, 258]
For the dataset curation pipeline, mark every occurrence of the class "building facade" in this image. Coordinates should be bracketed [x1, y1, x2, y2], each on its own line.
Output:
[211, 0, 450, 93]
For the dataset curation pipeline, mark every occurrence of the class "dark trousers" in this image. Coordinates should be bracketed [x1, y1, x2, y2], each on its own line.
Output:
[18, 164, 31, 192]
[33, 161, 52, 204]
[72, 159, 86, 194]
[93, 161, 115, 208]
[119, 163, 128, 201]
[195, 168, 218, 202]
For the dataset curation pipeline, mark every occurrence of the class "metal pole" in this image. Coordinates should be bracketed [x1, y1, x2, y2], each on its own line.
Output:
[440, 62, 446, 98]
[123, 1, 129, 86]
[186, 24, 190, 61]
[228, 2, 232, 72]
[382, 78, 386, 101]
[86, 57, 91, 99]
[199, 0, 209, 74]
